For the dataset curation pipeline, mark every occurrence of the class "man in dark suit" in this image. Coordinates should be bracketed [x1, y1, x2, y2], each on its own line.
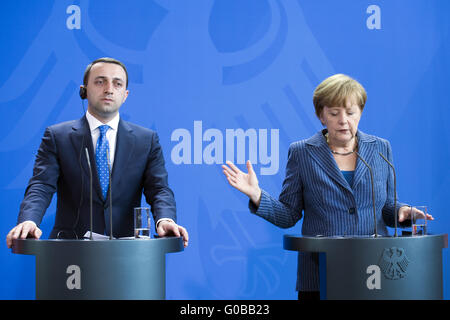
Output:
[6, 57, 188, 248]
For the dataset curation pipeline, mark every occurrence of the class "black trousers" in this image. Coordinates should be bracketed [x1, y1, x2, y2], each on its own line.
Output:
[298, 291, 320, 300]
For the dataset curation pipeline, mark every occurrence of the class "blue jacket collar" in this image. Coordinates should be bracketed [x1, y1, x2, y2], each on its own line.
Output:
[305, 129, 377, 192]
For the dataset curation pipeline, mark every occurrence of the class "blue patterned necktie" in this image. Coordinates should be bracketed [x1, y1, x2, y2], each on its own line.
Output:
[96, 125, 110, 199]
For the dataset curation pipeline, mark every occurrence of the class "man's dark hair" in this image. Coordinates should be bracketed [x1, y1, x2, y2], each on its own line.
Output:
[83, 57, 129, 88]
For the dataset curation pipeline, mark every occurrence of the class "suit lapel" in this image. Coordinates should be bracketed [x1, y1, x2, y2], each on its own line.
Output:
[353, 131, 376, 189]
[109, 119, 135, 197]
[305, 131, 352, 192]
[70, 116, 104, 201]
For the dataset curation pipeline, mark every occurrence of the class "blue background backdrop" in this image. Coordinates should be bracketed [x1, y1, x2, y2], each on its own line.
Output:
[0, 0, 448, 300]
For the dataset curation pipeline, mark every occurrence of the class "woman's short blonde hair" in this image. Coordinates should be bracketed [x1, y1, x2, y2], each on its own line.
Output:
[313, 74, 367, 118]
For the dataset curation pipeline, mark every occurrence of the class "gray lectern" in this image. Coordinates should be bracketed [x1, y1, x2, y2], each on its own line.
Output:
[284, 234, 448, 300]
[12, 237, 184, 300]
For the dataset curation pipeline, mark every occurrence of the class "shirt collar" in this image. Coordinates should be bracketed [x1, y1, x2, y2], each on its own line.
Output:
[86, 110, 120, 132]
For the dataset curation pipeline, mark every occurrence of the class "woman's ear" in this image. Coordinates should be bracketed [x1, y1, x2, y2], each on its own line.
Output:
[319, 109, 326, 126]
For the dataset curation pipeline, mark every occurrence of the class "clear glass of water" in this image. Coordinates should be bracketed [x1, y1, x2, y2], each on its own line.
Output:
[134, 207, 151, 239]
[411, 206, 427, 236]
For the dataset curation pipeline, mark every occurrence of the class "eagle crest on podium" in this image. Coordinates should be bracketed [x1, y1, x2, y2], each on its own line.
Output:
[378, 247, 409, 280]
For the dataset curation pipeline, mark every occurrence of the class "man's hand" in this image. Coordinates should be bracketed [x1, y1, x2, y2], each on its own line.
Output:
[6, 221, 42, 248]
[157, 220, 189, 248]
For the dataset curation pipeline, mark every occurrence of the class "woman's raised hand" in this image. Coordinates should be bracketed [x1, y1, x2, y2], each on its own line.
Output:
[222, 160, 262, 206]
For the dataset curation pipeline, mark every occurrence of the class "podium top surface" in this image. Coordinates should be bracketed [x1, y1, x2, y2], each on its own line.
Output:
[12, 237, 184, 256]
[283, 234, 448, 252]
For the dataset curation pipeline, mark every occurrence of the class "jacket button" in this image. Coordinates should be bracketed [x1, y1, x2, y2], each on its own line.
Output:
[348, 207, 356, 214]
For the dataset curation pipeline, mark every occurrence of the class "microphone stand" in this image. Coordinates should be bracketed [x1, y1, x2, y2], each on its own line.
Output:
[84, 148, 93, 240]
[379, 152, 398, 237]
[106, 148, 113, 240]
[355, 152, 378, 238]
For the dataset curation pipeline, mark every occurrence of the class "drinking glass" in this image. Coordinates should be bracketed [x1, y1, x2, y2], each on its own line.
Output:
[134, 207, 151, 239]
[411, 206, 427, 236]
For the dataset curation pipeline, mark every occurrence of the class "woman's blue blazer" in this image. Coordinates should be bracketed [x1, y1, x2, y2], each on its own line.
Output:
[250, 130, 407, 291]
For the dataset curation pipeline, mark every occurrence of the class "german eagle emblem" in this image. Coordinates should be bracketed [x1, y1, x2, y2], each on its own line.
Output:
[378, 247, 409, 280]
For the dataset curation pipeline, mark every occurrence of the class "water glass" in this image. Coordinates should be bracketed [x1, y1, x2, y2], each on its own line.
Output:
[411, 206, 427, 236]
[134, 207, 151, 239]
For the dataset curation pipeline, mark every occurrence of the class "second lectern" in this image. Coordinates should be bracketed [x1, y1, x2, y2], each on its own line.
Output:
[284, 234, 447, 300]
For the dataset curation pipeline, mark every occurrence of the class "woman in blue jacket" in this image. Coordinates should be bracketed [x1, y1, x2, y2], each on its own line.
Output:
[222, 74, 433, 300]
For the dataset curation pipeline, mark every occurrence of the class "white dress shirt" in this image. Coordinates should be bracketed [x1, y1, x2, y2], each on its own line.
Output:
[85, 110, 119, 168]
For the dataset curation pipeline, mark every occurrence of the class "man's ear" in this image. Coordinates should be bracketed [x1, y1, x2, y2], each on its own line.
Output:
[122, 89, 129, 103]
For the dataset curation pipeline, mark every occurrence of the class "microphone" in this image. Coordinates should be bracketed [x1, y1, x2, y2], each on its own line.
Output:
[106, 148, 113, 240]
[379, 152, 398, 237]
[355, 152, 378, 238]
[58, 138, 87, 240]
[84, 148, 93, 240]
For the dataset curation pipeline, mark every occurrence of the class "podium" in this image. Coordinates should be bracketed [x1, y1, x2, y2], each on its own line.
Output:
[284, 234, 448, 300]
[12, 237, 184, 300]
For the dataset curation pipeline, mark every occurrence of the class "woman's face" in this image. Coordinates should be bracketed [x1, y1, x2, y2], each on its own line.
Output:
[319, 98, 362, 145]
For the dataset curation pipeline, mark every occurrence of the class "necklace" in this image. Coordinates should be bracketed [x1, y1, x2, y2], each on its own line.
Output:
[330, 149, 355, 156]
[325, 132, 358, 156]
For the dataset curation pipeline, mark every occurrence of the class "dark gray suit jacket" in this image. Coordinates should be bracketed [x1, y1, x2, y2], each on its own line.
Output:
[18, 116, 176, 239]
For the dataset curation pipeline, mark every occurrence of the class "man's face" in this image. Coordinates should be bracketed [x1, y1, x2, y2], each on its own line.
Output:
[85, 62, 129, 122]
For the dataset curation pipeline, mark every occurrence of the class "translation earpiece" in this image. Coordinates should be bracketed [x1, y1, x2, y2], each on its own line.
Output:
[79, 86, 87, 99]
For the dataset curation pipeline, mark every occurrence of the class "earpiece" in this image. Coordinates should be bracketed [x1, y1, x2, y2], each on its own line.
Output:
[79, 86, 87, 100]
